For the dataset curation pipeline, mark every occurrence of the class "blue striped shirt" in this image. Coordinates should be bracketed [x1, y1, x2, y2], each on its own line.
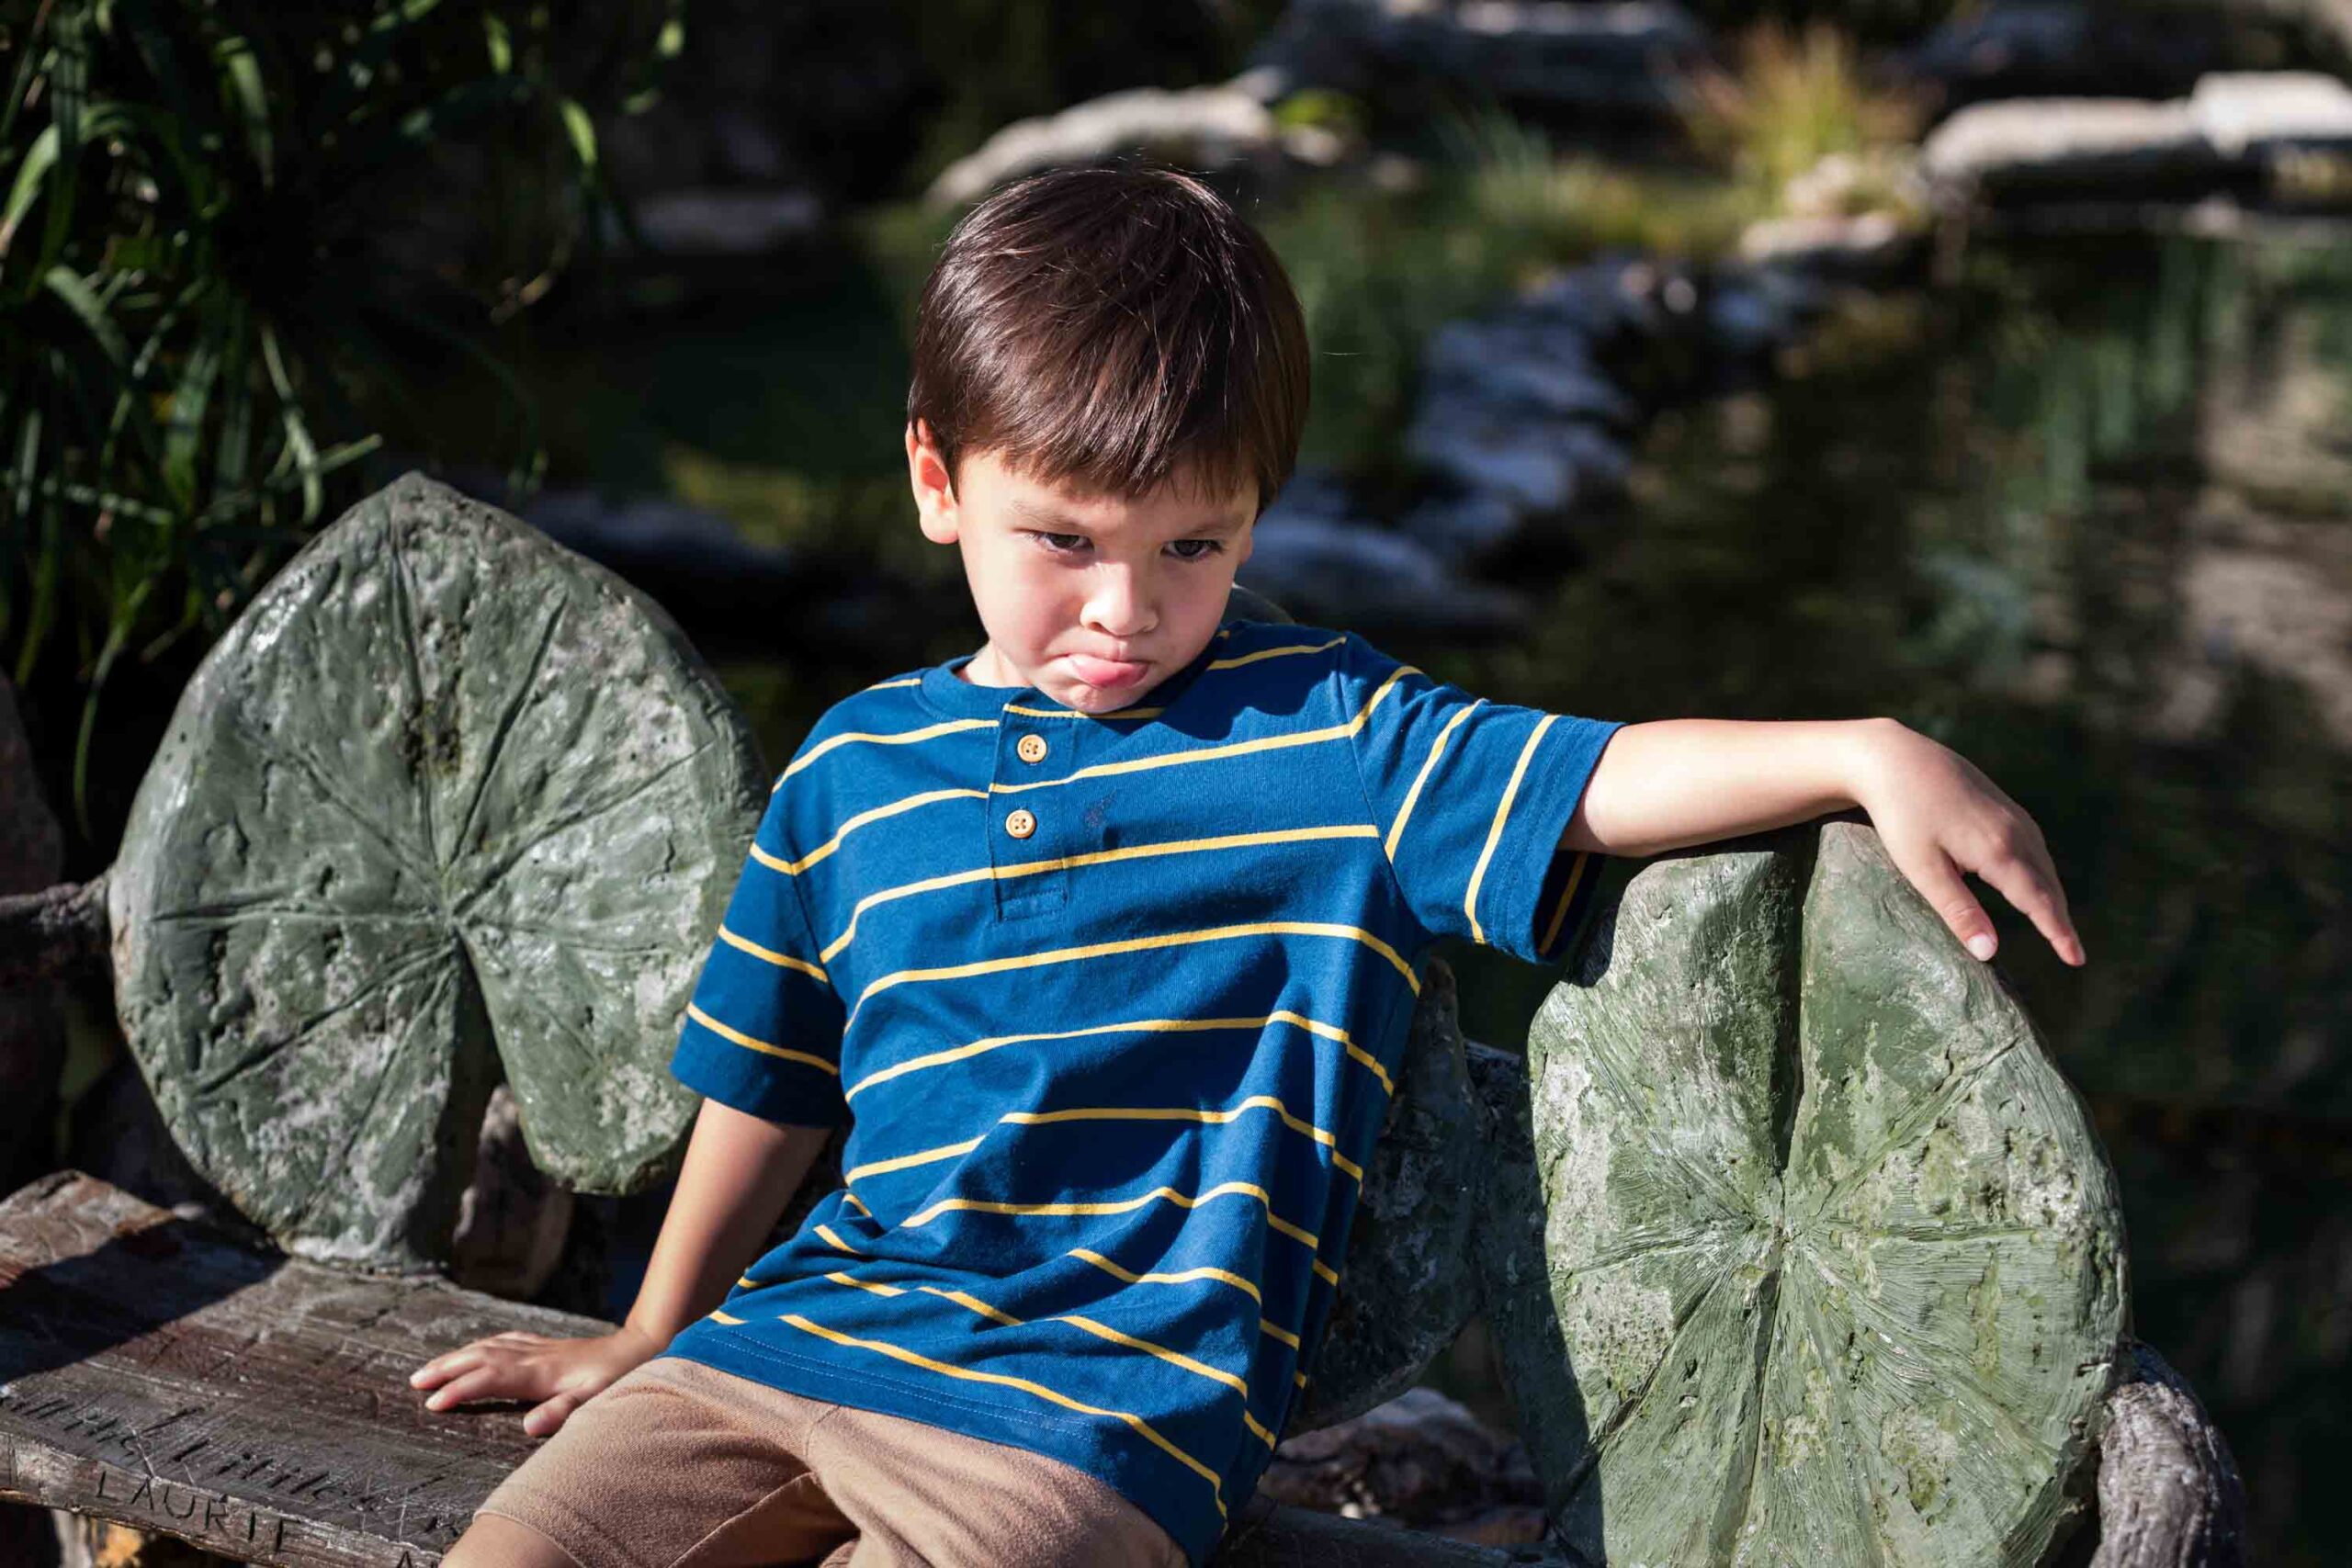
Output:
[658, 617, 1623, 1565]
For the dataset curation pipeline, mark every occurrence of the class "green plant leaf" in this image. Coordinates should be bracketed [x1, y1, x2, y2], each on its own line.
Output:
[214, 33, 273, 187]
[257, 318, 322, 521]
[559, 95, 596, 173]
[0, 125, 60, 259]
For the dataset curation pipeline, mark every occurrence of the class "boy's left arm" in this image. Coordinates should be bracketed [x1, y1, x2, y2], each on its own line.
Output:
[1563, 716, 2085, 967]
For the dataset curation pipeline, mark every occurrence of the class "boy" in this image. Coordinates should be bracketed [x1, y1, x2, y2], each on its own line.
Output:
[416, 164, 2083, 1568]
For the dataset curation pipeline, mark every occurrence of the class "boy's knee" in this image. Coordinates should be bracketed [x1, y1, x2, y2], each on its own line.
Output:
[443, 1510, 587, 1568]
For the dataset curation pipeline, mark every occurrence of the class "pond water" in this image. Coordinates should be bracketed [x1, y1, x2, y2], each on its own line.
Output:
[488, 219, 2347, 1562]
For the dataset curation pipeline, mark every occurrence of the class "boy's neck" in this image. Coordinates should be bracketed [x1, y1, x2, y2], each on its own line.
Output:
[956, 642, 1026, 689]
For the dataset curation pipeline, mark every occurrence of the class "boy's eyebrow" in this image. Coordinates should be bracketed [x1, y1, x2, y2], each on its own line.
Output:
[1008, 497, 1248, 536]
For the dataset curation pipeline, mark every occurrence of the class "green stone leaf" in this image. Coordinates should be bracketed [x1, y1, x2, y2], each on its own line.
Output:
[1481, 820, 2124, 1568]
[107, 472, 766, 1270]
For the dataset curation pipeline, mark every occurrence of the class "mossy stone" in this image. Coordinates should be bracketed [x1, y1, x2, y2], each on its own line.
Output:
[107, 473, 765, 1271]
[1478, 820, 2126, 1567]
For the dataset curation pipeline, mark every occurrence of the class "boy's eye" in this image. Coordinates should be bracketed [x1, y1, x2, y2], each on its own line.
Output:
[1025, 531, 1223, 561]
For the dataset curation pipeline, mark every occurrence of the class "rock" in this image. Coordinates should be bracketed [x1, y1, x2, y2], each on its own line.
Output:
[1241, 514, 1529, 635]
[1421, 321, 1641, 431]
[1475, 819, 2129, 1567]
[447, 1082, 576, 1301]
[514, 479, 899, 665]
[616, 186, 825, 257]
[2189, 70, 2352, 156]
[1244, 0, 1707, 123]
[1702, 272, 1818, 358]
[1781, 147, 1933, 223]
[105, 472, 765, 1271]
[1240, 468, 1531, 633]
[1397, 490, 1527, 561]
[1405, 408, 1630, 516]
[1518, 254, 1696, 348]
[1262, 1386, 1546, 1540]
[1922, 96, 2222, 192]
[1923, 71, 2352, 204]
[1289, 958, 1486, 1435]
[522, 484, 804, 590]
[1894, 3, 2250, 115]
[1738, 210, 1922, 277]
[925, 84, 1310, 207]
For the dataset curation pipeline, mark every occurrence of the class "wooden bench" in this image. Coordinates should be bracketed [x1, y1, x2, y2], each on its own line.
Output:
[0, 474, 2244, 1565]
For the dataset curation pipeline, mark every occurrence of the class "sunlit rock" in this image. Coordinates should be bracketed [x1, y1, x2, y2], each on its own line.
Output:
[106, 473, 763, 1271]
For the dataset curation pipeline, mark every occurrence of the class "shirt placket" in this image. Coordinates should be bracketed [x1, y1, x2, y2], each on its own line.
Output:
[989, 703, 1077, 920]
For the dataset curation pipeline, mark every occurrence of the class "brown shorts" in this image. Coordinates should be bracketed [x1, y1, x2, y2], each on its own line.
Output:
[471, 1354, 1189, 1568]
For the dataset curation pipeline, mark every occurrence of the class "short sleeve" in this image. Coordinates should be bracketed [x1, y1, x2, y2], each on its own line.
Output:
[1337, 632, 1624, 964]
[667, 784, 850, 1126]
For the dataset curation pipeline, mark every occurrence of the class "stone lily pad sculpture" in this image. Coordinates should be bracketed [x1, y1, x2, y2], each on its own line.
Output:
[104, 472, 766, 1270]
[1476, 820, 2129, 1567]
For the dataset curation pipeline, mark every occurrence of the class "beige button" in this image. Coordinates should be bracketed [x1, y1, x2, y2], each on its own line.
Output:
[1016, 733, 1048, 764]
[1004, 807, 1037, 840]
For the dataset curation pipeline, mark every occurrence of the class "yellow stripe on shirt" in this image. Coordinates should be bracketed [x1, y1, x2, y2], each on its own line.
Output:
[815, 1272, 1280, 1449]
[842, 1096, 1363, 1186]
[1063, 1247, 1306, 1355]
[753, 788, 987, 876]
[843, 919, 1419, 1030]
[1538, 850, 1593, 955]
[1464, 714, 1558, 946]
[775, 718, 998, 792]
[685, 1002, 840, 1077]
[1002, 703, 1162, 721]
[1205, 635, 1346, 671]
[717, 922, 827, 982]
[844, 1010, 1394, 1101]
[1383, 700, 1483, 862]
[817, 824, 1379, 962]
[897, 1179, 1343, 1288]
[986, 664, 1419, 796]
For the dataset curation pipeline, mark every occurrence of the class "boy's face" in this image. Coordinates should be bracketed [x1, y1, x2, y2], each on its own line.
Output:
[907, 419, 1257, 714]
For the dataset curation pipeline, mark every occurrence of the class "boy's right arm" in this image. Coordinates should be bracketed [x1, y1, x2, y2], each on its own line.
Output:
[625, 1099, 835, 1348]
[407, 1098, 835, 1437]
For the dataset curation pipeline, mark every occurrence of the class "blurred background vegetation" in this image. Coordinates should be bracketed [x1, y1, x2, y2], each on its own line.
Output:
[6, 1, 2349, 1561]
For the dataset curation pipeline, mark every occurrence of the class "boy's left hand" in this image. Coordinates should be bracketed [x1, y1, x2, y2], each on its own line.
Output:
[1850, 721, 2086, 968]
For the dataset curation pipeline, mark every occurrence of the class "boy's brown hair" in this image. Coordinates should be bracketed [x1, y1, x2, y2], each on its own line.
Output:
[907, 161, 1310, 520]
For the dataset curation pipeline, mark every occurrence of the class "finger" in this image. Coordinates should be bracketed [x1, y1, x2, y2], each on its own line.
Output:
[1979, 841, 2086, 967]
[411, 1348, 481, 1388]
[1895, 842, 1999, 961]
[523, 1394, 579, 1438]
[423, 1365, 514, 1411]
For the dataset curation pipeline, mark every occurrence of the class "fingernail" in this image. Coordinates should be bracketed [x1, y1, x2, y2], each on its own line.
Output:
[1967, 934, 1996, 960]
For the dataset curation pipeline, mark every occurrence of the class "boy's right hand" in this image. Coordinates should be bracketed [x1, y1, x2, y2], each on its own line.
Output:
[409, 1323, 665, 1438]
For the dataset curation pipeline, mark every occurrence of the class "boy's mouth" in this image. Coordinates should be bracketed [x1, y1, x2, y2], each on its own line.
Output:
[1067, 653, 1150, 690]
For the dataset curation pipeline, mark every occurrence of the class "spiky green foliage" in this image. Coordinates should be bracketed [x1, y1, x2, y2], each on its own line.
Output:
[0, 0, 682, 830]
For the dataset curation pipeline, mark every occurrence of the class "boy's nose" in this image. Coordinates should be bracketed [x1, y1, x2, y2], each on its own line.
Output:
[1081, 571, 1157, 638]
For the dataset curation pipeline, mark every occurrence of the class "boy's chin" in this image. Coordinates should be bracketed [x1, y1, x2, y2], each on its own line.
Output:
[1052, 671, 1165, 712]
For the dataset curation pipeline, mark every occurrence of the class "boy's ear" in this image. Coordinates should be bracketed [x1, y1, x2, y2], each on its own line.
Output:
[907, 419, 960, 545]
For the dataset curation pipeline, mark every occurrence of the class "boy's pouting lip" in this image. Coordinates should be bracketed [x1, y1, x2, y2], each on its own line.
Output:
[907, 418, 1259, 716]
